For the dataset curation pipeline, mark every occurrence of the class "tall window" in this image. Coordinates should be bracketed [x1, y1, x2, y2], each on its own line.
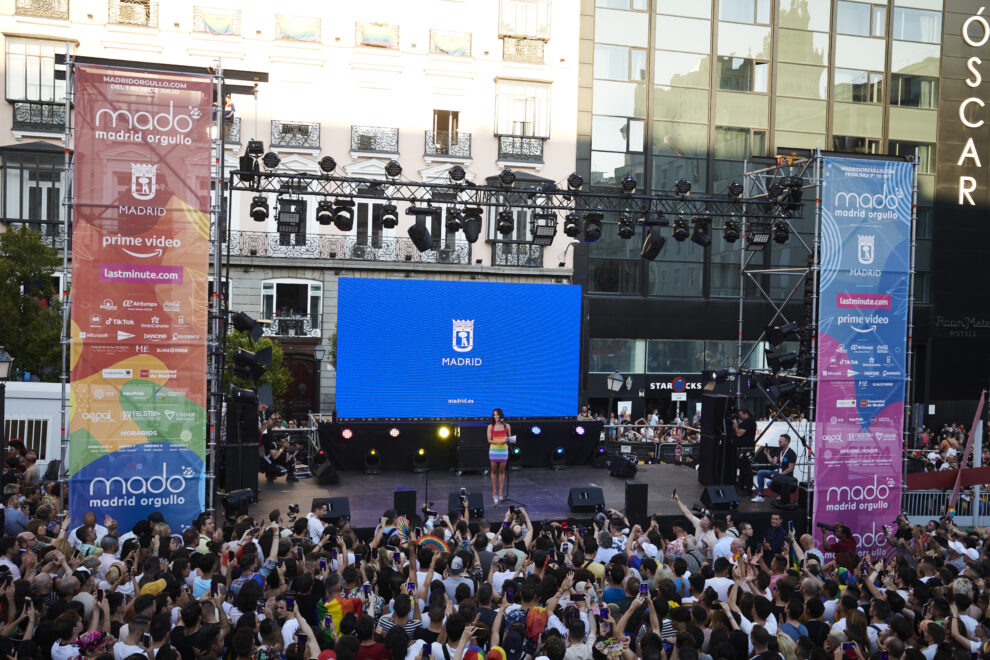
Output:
[499, 0, 551, 39]
[836, 1, 886, 38]
[1, 149, 65, 227]
[834, 69, 884, 103]
[495, 80, 550, 137]
[889, 74, 938, 108]
[5, 38, 65, 102]
[261, 279, 322, 335]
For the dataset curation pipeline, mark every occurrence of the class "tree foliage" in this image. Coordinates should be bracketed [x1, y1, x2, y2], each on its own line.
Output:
[0, 227, 62, 381]
[223, 330, 292, 410]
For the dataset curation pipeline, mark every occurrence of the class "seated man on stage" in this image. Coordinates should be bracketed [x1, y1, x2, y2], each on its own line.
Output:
[751, 433, 796, 502]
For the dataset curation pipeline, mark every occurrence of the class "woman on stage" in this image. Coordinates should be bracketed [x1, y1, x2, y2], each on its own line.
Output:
[487, 408, 512, 504]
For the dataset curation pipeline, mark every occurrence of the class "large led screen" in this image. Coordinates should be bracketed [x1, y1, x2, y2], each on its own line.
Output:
[336, 278, 581, 418]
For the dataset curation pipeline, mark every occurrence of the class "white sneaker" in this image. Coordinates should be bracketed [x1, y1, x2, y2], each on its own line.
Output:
[493, 495, 499, 504]
[751, 495, 765, 502]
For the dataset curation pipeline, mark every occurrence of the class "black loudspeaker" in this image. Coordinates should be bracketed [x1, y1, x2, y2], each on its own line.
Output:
[311, 461, 339, 485]
[699, 394, 733, 486]
[223, 489, 254, 520]
[700, 485, 740, 511]
[447, 491, 485, 519]
[223, 400, 259, 492]
[568, 487, 606, 513]
[624, 481, 648, 520]
[394, 489, 417, 519]
[608, 454, 638, 478]
[700, 394, 731, 436]
[312, 497, 351, 522]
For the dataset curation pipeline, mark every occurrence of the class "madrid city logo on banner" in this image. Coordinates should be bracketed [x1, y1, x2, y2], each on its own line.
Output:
[452, 319, 474, 352]
[857, 234, 875, 265]
[130, 163, 157, 200]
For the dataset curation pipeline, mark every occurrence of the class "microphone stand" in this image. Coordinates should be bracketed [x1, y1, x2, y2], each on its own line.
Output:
[498, 436, 526, 509]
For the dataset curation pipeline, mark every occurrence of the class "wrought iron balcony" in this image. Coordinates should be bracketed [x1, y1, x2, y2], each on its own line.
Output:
[497, 135, 545, 163]
[12, 101, 66, 134]
[211, 229, 471, 265]
[492, 242, 544, 267]
[4, 222, 67, 249]
[351, 126, 399, 155]
[502, 37, 545, 64]
[223, 117, 240, 145]
[270, 120, 320, 150]
[424, 130, 471, 159]
[14, 0, 68, 19]
[261, 315, 320, 338]
[109, 0, 158, 27]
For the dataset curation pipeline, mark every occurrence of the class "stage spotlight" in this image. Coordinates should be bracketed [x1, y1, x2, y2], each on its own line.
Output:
[332, 199, 355, 231]
[746, 221, 771, 251]
[672, 216, 690, 241]
[675, 178, 692, 195]
[499, 168, 516, 187]
[232, 346, 272, 382]
[574, 424, 586, 436]
[769, 181, 786, 202]
[617, 216, 636, 239]
[381, 203, 399, 229]
[563, 213, 581, 237]
[250, 196, 269, 222]
[728, 180, 744, 198]
[316, 200, 334, 226]
[531, 212, 557, 246]
[530, 425, 542, 436]
[641, 228, 666, 261]
[508, 445, 522, 471]
[592, 443, 608, 468]
[690, 218, 711, 247]
[583, 211, 603, 242]
[496, 210, 515, 235]
[766, 350, 798, 372]
[232, 311, 267, 343]
[772, 219, 790, 244]
[319, 156, 336, 173]
[567, 172, 584, 190]
[388, 427, 401, 438]
[438, 425, 452, 439]
[408, 218, 433, 252]
[620, 174, 637, 194]
[385, 159, 402, 178]
[229, 387, 257, 404]
[462, 207, 483, 243]
[262, 152, 280, 169]
[765, 322, 801, 346]
[449, 165, 466, 181]
[723, 217, 740, 243]
[413, 447, 428, 473]
[446, 208, 463, 232]
[551, 446, 565, 470]
[782, 176, 804, 209]
[246, 140, 265, 157]
[364, 448, 380, 475]
[341, 428, 354, 440]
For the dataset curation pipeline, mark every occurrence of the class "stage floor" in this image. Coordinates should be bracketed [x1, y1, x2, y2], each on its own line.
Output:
[246, 463, 809, 531]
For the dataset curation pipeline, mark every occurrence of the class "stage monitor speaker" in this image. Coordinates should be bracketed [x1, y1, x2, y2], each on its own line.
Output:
[700, 485, 739, 511]
[447, 491, 485, 519]
[608, 454, 638, 478]
[568, 487, 605, 513]
[223, 489, 254, 520]
[394, 489, 417, 519]
[311, 461, 339, 485]
[312, 497, 351, 523]
[624, 481, 648, 519]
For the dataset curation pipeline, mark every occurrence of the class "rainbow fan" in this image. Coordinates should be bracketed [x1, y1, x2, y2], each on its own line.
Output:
[394, 516, 411, 544]
[418, 534, 450, 554]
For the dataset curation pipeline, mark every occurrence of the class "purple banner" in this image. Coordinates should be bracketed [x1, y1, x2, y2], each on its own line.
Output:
[814, 156, 913, 559]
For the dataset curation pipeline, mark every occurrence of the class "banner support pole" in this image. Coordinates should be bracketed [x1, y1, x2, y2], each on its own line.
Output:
[58, 42, 74, 518]
[207, 60, 225, 522]
[904, 151, 919, 499]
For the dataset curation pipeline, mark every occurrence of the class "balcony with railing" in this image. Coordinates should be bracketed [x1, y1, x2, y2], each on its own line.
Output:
[212, 229, 471, 265]
[261, 316, 320, 338]
[492, 242, 543, 268]
[109, 0, 158, 27]
[502, 37, 545, 64]
[351, 126, 399, 156]
[270, 120, 320, 151]
[12, 101, 66, 134]
[424, 130, 471, 160]
[497, 135, 545, 163]
[14, 0, 69, 19]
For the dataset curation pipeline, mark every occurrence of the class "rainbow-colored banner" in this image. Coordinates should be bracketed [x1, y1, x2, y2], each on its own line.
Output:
[358, 23, 398, 49]
[276, 14, 321, 42]
[195, 7, 239, 36]
[68, 66, 212, 531]
[431, 30, 471, 56]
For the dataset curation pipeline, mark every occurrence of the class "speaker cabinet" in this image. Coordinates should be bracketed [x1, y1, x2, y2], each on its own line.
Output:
[447, 491, 485, 519]
[700, 485, 740, 511]
[223, 400, 259, 492]
[394, 489, 417, 519]
[568, 487, 605, 513]
[312, 497, 351, 523]
[608, 453, 638, 478]
[311, 461, 339, 485]
[624, 481, 648, 520]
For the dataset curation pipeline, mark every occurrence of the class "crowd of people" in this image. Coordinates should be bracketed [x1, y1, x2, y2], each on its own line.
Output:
[0, 449, 988, 660]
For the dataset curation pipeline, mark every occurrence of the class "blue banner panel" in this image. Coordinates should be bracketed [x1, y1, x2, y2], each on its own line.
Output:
[336, 278, 581, 418]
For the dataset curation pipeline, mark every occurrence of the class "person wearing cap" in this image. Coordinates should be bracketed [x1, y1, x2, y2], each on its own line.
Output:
[443, 552, 475, 601]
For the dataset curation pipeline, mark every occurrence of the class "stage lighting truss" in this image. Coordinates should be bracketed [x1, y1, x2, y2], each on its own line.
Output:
[530, 212, 558, 246]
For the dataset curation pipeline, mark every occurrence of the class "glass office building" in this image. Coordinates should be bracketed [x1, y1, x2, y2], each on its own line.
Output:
[576, 0, 983, 422]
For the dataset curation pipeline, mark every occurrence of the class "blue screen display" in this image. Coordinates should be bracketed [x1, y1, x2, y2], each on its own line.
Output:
[336, 278, 581, 419]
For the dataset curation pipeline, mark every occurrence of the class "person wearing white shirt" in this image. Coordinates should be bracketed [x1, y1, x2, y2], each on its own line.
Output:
[712, 534, 733, 562]
[491, 554, 520, 595]
[704, 558, 734, 602]
[69, 512, 109, 550]
[593, 531, 619, 564]
[306, 503, 328, 545]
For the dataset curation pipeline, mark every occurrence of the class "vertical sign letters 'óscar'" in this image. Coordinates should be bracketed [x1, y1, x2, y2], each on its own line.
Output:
[69, 66, 212, 530]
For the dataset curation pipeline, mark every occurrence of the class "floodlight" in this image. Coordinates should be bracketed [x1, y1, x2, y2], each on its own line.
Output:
[385, 159, 402, 178]
[551, 446, 565, 470]
[449, 165, 466, 181]
[364, 448, 379, 475]
[531, 213, 557, 246]
[438, 426, 452, 439]
[728, 180, 744, 198]
[341, 428, 354, 440]
[389, 427, 401, 438]
[232, 346, 272, 382]
[746, 221, 771, 251]
[262, 152, 280, 169]
[675, 178, 692, 195]
[617, 216, 636, 239]
[380, 203, 399, 229]
[765, 322, 801, 346]
[250, 196, 269, 222]
[499, 168, 516, 187]
[446, 208, 463, 232]
[318, 156, 336, 173]
[413, 448, 428, 473]
[408, 217, 433, 252]
[530, 425, 542, 436]
[232, 311, 266, 343]
[246, 140, 265, 157]
[766, 350, 798, 372]
[508, 445, 522, 470]
[772, 220, 790, 243]
[567, 172, 584, 190]
[620, 174, 637, 194]
[462, 207, 483, 243]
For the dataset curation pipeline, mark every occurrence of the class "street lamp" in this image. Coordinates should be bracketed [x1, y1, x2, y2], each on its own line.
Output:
[0, 350, 13, 467]
[313, 343, 327, 362]
[606, 371, 623, 418]
[312, 343, 327, 417]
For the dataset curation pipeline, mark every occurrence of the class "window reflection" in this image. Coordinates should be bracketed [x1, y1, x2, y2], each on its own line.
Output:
[889, 141, 934, 174]
[889, 73, 938, 108]
[591, 151, 645, 187]
[776, 63, 827, 99]
[777, 0, 830, 32]
[834, 69, 883, 103]
[832, 135, 880, 154]
[654, 50, 710, 88]
[655, 15, 711, 54]
[892, 7, 941, 44]
[717, 57, 768, 92]
[647, 340, 705, 373]
[653, 120, 709, 156]
[648, 261, 704, 297]
[588, 338, 645, 372]
[589, 260, 643, 295]
[653, 155, 708, 192]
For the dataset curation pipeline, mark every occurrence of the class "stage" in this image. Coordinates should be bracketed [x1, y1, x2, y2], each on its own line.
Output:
[245, 462, 812, 540]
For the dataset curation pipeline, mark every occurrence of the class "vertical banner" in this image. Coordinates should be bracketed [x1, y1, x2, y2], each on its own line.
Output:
[69, 66, 212, 531]
[814, 156, 913, 557]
